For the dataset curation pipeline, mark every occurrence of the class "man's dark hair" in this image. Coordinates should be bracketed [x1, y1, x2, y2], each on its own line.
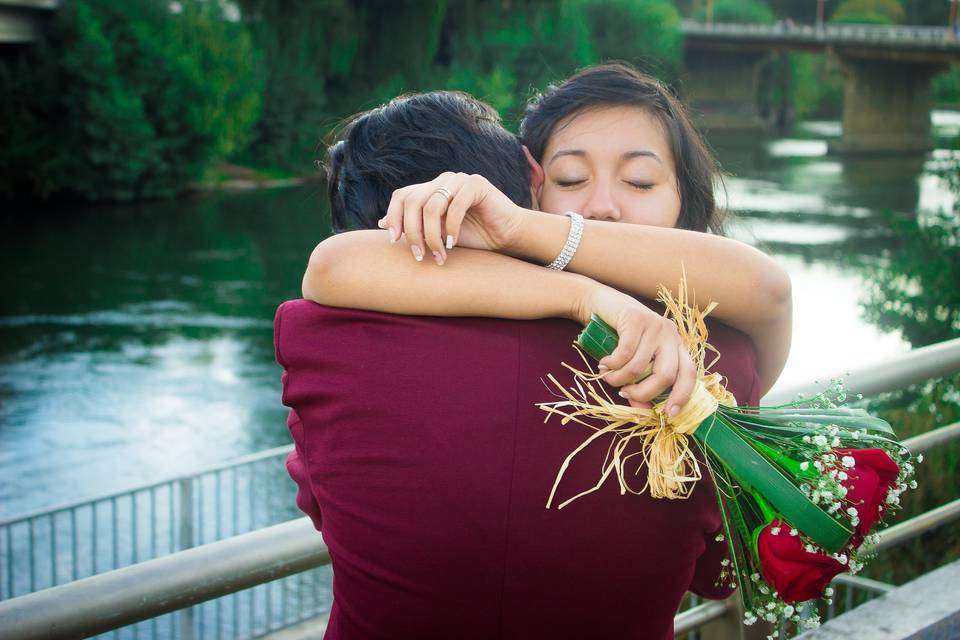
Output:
[520, 63, 727, 235]
[325, 91, 531, 233]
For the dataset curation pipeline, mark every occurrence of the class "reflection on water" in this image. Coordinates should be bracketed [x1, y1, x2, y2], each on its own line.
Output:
[0, 118, 956, 518]
[0, 187, 329, 516]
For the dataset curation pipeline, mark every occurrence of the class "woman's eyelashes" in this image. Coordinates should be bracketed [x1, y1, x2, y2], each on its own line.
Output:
[551, 177, 655, 191]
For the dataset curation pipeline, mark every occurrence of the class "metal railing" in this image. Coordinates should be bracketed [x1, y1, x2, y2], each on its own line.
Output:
[0, 444, 323, 639]
[681, 19, 960, 51]
[3, 486, 957, 640]
[1, 337, 959, 639]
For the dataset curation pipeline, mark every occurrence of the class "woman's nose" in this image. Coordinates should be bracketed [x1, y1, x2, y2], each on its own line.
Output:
[580, 184, 620, 222]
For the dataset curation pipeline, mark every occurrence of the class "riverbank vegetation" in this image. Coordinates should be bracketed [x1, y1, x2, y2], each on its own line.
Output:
[1, 0, 957, 203]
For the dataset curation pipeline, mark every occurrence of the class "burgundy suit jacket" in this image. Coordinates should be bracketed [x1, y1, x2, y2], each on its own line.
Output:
[275, 300, 760, 640]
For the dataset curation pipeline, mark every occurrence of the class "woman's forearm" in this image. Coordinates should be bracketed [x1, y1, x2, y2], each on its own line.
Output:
[506, 210, 792, 329]
[505, 209, 792, 394]
[302, 230, 596, 324]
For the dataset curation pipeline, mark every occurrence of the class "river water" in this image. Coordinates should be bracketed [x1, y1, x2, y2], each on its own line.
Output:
[1, 115, 957, 519]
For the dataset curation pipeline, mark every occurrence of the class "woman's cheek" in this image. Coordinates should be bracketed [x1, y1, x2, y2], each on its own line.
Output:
[622, 191, 681, 228]
[539, 189, 583, 216]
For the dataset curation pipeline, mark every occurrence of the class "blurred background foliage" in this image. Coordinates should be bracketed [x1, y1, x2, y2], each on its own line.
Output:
[1, 0, 958, 203]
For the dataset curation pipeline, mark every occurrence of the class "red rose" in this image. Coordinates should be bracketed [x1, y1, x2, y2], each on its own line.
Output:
[835, 448, 900, 538]
[756, 518, 847, 603]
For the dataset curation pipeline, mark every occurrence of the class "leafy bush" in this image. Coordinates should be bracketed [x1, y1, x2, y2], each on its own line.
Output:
[696, 0, 775, 24]
[568, 0, 682, 75]
[0, 0, 261, 202]
[831, 0, 905, 25]
[789, 54, 845, 119]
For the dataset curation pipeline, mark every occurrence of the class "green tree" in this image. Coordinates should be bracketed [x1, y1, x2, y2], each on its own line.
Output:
[788, 54, 844, 119]
[0, 0, 261, 202]
[438, 0, 681, 123]
[832, 0, 905, 25]
[695, 0, 776, 24]
[568, 0, 682, 74]
[858, 160, 960, 346]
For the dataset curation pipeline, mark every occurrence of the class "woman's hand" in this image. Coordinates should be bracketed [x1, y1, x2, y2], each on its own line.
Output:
[376, 172, 526, 265]
[577, 284, 697, 415]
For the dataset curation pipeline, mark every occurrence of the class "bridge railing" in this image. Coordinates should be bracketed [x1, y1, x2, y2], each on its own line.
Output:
[0, 445, 315, 639]
[681, 19, 960, 49]
[2, 422, 957, 640]
[1, 337, 959, 639]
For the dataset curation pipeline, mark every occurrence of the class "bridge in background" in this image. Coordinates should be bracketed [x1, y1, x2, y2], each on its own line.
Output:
[681, 20, 960, 153]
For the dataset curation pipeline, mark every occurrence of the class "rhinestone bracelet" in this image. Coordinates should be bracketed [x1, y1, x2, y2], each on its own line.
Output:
[545, 212, 584, 271]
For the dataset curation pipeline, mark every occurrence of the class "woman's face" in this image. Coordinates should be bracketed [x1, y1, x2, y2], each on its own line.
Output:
[537, 105, 681, 228]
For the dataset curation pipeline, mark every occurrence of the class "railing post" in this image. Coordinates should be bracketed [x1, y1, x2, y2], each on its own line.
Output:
[178, 477, 195, 640]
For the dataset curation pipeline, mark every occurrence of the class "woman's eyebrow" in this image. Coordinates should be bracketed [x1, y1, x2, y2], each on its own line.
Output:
[548, 149, 663, 166]
[622, 150, 662, 164]
[547, 149, 585, 166]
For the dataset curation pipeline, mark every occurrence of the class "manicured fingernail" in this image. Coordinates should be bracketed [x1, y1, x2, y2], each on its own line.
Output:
[598, 364, 609, 372]
[432, 251, 444, 265]
[618, 391, 628, 399]
[389, 227, 399, 243]
[377, 218, 386, 229]
[412, 246, 423, 261]
[446, 235, 454, 249]
[668, 404, 680, 417]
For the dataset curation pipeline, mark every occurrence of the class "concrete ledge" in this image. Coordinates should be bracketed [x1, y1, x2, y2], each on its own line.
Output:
[795, 560, 960, 640]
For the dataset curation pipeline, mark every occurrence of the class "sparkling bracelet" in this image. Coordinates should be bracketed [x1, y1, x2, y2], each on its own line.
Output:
[545, 212, 584, 271]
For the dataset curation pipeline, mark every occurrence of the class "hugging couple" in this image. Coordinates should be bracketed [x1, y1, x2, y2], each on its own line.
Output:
[275, 63, 792, 639]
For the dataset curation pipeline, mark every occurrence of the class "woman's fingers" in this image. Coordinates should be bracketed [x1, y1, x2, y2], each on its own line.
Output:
[623, 343, 678, 407]
[444, 173, 477, 251]
[664, 344, 697, 417]
[381, 186, 413, 244]
[420, 173, 466, 264]
[401, 187, 430, 261]
[597, 328, 647, 388]
[380, 173, 475, 265]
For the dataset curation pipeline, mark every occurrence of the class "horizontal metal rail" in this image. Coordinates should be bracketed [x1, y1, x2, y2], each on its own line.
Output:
[0, 518, 328, 639]
[2, 494, 957, 640]
[0, 444, 294, 528]
[681, 19, 960, 49]
[831, 574, 894, 595]
[0, 338, 956, 639]
[874, 498, 960, 553]
[765, 337, 960, 405]
[902, 421, 960, 454]
[674, 598, 732, 635]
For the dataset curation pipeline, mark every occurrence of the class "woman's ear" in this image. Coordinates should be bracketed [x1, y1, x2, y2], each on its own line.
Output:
[523, 145, 545, 205]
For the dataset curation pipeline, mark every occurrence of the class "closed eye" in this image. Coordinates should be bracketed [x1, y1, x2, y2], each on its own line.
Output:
[555, 179, 585, 188]
[626, 181, 655, 190]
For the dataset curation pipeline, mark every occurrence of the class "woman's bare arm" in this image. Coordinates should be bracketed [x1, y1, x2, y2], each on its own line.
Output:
[303, 230, 594, 323]
[503, 210, 792, 397]
[376, 174, 790, 396]
[304, 226, 787, 398]
[303, 230, 703, 410]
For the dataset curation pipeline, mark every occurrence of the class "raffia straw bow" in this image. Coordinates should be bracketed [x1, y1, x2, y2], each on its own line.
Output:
[538, 274, 737, 507]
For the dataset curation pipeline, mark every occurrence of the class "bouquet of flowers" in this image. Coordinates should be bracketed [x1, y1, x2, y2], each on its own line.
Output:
[537, 277, 919, 637]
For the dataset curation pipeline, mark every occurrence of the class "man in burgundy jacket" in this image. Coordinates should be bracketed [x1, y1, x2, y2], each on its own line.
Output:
[275, 300, 759, 639]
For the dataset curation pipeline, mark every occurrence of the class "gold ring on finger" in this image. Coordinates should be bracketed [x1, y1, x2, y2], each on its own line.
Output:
[432, 186, 453, 203]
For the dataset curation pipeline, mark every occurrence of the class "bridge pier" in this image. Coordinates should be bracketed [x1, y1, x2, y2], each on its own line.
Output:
[682, 48, 772, 131]
[830, 56, 946, 154]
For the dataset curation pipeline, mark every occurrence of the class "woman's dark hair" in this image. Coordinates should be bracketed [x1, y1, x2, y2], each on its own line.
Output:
[520, 63, 727, 235]
[325, 91, 531, 233]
